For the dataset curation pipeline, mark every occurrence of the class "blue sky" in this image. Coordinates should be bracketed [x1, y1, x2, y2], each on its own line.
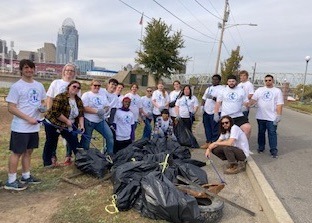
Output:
[1, 0, 312, 75]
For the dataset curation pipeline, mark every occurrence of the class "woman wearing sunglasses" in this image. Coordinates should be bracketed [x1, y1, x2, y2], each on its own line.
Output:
[42, 80, 84, 167]
[205, 115, 250, 175]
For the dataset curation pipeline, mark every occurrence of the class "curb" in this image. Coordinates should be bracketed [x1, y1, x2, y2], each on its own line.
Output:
[246, 156, 294, 223]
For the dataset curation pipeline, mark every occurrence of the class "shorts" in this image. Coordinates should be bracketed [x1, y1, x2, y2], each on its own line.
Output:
[9, 131, 39, 154]
[233, 116, 249, 127]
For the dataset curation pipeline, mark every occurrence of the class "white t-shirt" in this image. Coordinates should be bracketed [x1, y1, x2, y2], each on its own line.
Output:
[237, 81, 254, 100]
[218, 86, 248, 118]
[202, 85, 225, 114]
[6, 79, 47, 133]
[176, 95, 199, 118]
[124, 92, 143, 122]
[68, 98, 79, 122]
[82, 91, 109, 123]
[219, 125, 250, 157]
[47, 79, 81, 98]
[169, 90, 181, 117]
[152, 90, 169, 115]
[113, 109, 135, 141]
[141, 96, 153, 115]
[99, 88, 121, 118]
[251, 86, 284, 121]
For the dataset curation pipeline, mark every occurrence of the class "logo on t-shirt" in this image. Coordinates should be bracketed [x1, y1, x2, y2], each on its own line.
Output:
[124, 115, 132, 124]
[262, 91, 273, 101]
[92, 97, 104, 107]
[28, 88, 41, 105]
[226, 92, 239, 102]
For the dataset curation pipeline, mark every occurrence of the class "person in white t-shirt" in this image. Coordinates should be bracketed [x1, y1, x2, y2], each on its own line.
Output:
[201, 74, 225, 149]
[205, 115, 250, 175]
[5, 59, 47, 191]
[124, 83, 146, 141]
[141, 87, 154, 139]
[175, 85, 199, 131]
[249, 74, 284, 158]
[80, 79, 114, 155]
[168, 80, 182, 122]
[113, 97, 135, 153]
[237, 70, 254, 117]
[152, 109, 176, 140]
[214, 75, 251, 139]
[115, 82, 124, 103]
[152, 81, 169, 122]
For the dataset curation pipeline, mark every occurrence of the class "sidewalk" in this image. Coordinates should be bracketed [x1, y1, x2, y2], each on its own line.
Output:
[192, 117, 293, 223]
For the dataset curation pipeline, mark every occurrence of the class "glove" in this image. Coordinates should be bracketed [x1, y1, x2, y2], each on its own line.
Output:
[201, 106, 204, 113]
[175, 115, 181, 120]
[213, 113, 220, 123]
[159, 106, 165, 111]
[206, 93, 213, 99]
[147, 112, 153, 119]
[38, 105, 47, 113]
[273, 115, 281, 125]
[68, 126, 73, 132]
[241, 106, 248, 112]
[97, 109, 105, 116]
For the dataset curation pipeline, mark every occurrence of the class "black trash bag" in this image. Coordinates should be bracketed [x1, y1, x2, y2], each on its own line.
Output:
[166, 138, 191, 160]
[177, 163, 208, 185]
[112, 145, 145, 168]
[131, 138, 150, 149]
[142, 152, 173, 165]
[174, 158, 207, 168]
[174, 120, 199, 148]
[144, 137, 167, 154]
[111, 161, 160, 211]
[75, 148, 111, 178]
[141, 171, 204, 223]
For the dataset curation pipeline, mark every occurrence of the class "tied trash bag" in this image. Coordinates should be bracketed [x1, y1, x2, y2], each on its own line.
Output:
[75, 148, 111, 178]
[141, 171, 204, 223]
[174, 120, 199, 148]
[177, 163, 208, 185]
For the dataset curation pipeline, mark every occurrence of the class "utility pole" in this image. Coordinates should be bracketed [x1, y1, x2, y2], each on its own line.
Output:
[214, 0, 229, 75]
[252, 62, 256, 83]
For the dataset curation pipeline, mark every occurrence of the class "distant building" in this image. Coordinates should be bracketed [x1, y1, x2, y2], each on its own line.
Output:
[37, 43, 56, 63]
[0, 39, 8, 55]
[74, 60, 94, 74]
[17, 50, 38, 62]
[56, 18, 79, 64]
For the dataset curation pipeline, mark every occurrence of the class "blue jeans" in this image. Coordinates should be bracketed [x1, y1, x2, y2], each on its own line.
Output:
[203, 112, 220, 143]
[80, 118, 114, 154]
[142, 118, 152, 139]
[257, 119, 278, 155]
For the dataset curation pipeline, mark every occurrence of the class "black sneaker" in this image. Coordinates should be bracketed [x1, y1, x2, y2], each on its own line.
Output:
[4, 180, 28, 191]
[20, 175, 41, 185]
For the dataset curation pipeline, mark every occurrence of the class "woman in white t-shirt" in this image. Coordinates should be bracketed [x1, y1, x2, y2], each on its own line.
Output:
[124, 83, 146, 141]
[141, 87, 154, 139]
[175, 85, 199, 131]
[205, 115, 250, 175]
[169, 80, 182, 122]
[152, 81, 169, 122]
[80, 80, 114, 155]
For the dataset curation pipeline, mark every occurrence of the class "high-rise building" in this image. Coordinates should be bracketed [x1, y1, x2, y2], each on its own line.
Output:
[56, 18, 79, 64]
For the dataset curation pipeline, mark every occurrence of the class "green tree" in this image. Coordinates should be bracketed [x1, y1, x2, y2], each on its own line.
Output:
[136, 18, 188, 83]
[220, 46, 243, 84]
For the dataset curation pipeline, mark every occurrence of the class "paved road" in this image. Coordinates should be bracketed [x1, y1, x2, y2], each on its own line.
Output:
[249, 108, 312, 223]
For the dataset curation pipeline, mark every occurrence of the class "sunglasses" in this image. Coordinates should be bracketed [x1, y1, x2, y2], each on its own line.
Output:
[72, 85, 81, 90]
[147, 90, 152, 92]
[93, 84, 101, 87]
[221, 121, 229, 125]
[265, 79, 272, 82]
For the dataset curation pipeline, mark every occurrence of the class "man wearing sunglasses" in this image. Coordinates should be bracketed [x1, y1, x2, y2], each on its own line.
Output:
[249, 74, 284, 158]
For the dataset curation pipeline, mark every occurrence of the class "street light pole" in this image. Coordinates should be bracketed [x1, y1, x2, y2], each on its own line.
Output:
[301, 55, 310, 102]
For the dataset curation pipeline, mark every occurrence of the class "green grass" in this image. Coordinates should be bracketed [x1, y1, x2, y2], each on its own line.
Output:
[285, 101, 312, 114]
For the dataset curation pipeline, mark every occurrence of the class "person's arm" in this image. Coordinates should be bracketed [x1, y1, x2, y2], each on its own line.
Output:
[205, 138, 236, 157]
[213, 101, 221, 114]
[78, 116, 84, 133]
[46, 96, 54, 109]
[8, 102, 38, 125]
[276, 104, 283, 115]
[84, 106, 97, 114]
[57, 114, 72, 127]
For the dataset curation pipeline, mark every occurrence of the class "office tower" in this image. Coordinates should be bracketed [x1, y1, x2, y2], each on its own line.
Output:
[56, 18, 79, 64]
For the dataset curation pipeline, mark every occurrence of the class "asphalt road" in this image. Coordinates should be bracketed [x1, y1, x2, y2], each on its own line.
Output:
[249, 107, 312, 223]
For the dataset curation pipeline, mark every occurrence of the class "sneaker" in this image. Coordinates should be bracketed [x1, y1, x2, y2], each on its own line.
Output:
[51, 156, 61, 167]
[20, 175, 41, 185]
[224, 165, 240, 175]
[257, 150, 264, 154]
[4, 180, 28, 191]
[271, 155, 278, 159]
[63, 156, 72, 166]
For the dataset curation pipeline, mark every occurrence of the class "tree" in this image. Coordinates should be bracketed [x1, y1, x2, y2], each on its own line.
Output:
[220, 46, 243, 84]
[135, 18, 188, 83]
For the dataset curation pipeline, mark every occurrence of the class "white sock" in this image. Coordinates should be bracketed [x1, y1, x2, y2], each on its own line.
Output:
[22, 171, 30, 179]
[8, 173, 17, 183]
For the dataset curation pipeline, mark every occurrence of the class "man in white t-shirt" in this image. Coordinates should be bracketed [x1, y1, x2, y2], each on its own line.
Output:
[205, 115, 250, 175]
[113, 97, 135, 153]
[237, 70, 254, 117]
[214, 75, 251, 138]
[201, 74, 224, 149]
[141, 87, 154, 139]
[5, 59, 47, 191]
[249, 74, 284, 158]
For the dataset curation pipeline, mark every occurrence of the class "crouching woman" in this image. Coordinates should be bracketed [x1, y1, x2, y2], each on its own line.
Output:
[205, 115, 250, 174]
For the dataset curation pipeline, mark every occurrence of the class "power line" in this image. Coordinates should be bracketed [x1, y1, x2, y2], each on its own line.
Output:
[194, 0, 222, 20]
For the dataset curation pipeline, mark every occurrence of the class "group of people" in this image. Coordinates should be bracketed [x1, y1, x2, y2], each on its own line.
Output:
[202, 71, 284, 175]
[3, 59, 283, 191]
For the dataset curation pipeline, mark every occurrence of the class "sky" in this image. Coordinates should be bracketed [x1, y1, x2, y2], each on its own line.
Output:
[1, 0, 312, 76]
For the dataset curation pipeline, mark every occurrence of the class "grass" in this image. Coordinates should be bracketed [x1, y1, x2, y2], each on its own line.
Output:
[285, 101, 312, 114]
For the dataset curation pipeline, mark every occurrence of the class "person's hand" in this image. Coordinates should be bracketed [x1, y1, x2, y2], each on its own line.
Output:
[38, 105, 47, 113]
[213, 113, 220, 123]
[206, 93, 213, 99]
[97, 108, 105, 116]
[147, 112, 153, 119]
[159, 106, 165, 111]
[28, 117, 39, 125]
[80, 127, 85, 134]
[205, 148, 211, 158]
[273, 115, 281, 125]
[241, 105, 248, 112]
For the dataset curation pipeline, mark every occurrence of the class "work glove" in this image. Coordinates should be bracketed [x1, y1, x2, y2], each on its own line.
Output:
[273, 115, 281, 126]
[38, 105, 47, 113]
[206, 93, 213, 99]
[213, 113, 220, 123]
[159, 106, 165, 111]
[97, 108, 105, 116]
[241, 105, 248, 112]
